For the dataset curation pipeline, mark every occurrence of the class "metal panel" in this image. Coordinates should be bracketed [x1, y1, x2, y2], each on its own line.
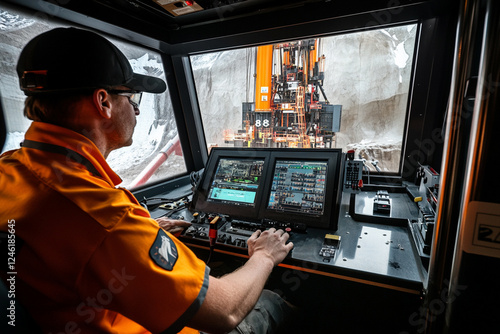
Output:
[422, 0, 495, 332]
[319, 104, 341, 133]
[166, 55, 208, 171]
[445, 0, 500, 332]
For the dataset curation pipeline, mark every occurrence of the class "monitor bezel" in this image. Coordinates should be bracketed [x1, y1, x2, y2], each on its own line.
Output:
[192, 147, 343, 230]
[192, 148, 271, 220]
[259, 149, 343, 229]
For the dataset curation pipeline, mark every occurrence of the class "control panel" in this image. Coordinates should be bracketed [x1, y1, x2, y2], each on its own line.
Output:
[216, 219, 306, 249]
[343, 159, 364, 191]
[319, 234, 341, 262]
[373, 190, 391, 214]
[418, 165, 439, 194]
[167, 209, 307, 252]
[415, 166, 439, 256]
[415, 199, 435, 255]
[408, 165, 440, 269]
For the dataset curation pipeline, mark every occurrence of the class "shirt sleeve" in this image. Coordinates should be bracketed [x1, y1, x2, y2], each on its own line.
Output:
[77, 204, 209, 333]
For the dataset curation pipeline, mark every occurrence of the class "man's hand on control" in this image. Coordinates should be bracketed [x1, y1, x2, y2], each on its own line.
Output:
[247, 228, 293, 266]
[189, 227, 293, 332]
[156, 217, 191, 237]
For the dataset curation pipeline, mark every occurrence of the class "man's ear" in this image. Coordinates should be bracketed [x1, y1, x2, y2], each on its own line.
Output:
[93, 88, 112, 119]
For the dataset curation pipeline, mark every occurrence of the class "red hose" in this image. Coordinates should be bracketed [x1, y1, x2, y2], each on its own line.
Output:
[128, 135, 182, 188]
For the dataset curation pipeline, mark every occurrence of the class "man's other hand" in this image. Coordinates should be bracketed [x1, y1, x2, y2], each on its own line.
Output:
[156, 217, 191, 237]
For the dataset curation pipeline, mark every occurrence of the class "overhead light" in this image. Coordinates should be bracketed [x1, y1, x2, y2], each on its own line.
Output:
[152, 0, 204, 16]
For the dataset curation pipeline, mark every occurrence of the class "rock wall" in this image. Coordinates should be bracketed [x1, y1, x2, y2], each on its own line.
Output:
[1, 3, 416, 183]
[0, 4, 184, 187]
[192, 49, 256, 147]
[192, 24, 417, 172]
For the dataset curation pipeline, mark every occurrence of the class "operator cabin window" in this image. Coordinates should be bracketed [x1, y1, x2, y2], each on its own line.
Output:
[191, 24, 417, 173]
[0, 4, 186, 189]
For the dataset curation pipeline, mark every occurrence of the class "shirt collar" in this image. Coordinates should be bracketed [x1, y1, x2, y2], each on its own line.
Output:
[24, 122, 122, 186]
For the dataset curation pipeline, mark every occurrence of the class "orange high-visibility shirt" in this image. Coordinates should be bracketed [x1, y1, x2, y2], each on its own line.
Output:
[0, 122, 208, 333]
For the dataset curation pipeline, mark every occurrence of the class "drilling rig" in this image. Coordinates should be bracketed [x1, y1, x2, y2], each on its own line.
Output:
[226, 39, 341, 148]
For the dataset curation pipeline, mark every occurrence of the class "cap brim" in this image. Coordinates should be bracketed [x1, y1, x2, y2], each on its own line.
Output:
[125, 73, 167, 93]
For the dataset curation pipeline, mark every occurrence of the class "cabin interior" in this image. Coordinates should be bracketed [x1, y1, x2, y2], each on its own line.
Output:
[1, 0, 500, 333]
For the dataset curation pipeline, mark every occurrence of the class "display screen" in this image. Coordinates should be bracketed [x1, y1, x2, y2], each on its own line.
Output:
[193, 148, 342, 229]
[267, 160, 328, 215]
[207, 158, 265, 207]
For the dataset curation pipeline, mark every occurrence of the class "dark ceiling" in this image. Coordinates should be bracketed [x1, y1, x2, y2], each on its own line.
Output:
[5, 0, 441, 53]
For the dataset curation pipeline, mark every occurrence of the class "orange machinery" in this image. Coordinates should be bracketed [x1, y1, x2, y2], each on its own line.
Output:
[230, 38, 340, 148]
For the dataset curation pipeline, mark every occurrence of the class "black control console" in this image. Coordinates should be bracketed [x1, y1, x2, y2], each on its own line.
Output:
[408, 165, 439, 269]
[217, 219, 307, 249]
[168, 209, 307, 252]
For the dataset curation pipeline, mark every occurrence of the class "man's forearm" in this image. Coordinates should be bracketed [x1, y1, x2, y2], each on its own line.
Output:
[188, 253, 275, 333]
[218, 252, 275, 321]
[188, 228, 292, 333]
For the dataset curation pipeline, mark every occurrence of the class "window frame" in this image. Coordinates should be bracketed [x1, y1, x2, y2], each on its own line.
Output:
[0, 2, 190, 191]
[0, 0, 457, 188]
[187, 25, 420, 178]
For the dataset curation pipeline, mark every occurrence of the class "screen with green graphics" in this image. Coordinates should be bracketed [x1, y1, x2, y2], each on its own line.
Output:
[207, 158, 265, 207]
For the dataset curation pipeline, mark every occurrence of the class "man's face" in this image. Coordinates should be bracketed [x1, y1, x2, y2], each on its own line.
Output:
[107, 88, 140, 150]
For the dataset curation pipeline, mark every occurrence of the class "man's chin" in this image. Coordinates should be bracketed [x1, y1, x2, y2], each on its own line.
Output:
[116, 139, 133, 150]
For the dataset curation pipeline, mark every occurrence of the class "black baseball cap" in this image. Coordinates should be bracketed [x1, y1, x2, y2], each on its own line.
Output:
[16, 27, 166, 95]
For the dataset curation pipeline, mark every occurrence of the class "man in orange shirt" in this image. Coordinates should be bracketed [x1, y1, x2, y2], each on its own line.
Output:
[0, 27, 295, 333]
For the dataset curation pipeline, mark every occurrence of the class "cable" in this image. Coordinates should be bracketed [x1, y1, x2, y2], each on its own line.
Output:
[162, 204, 188, 218]
[190, 169, 203, 189]
[371, 159, 381, 173]
[206, 245, 214, 265]
[140, 196, 190, 211]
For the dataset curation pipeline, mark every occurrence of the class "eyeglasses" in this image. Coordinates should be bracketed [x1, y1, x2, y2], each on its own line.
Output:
[107, 89, 142, 109]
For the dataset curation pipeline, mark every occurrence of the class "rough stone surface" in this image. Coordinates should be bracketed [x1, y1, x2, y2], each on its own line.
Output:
[191, 25, 417, 172]
[1, 3, 416, 184]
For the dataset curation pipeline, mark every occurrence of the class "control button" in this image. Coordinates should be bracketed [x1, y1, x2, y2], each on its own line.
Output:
[235, 238, 246, 248]
[217, 234, 226, 243]
[185, 226, 196, 236]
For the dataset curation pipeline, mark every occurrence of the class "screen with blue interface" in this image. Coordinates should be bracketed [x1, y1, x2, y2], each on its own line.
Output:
[267, 160, 327, 215]
[207, 158, 265, 207]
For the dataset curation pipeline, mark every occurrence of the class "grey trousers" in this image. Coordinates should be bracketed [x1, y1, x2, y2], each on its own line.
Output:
[227, 289, 297, 334]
